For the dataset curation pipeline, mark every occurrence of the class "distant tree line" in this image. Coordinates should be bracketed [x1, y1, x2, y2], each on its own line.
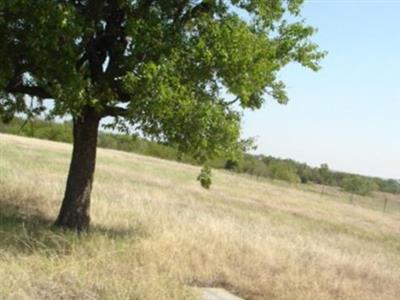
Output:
[1, 117, 399, 196]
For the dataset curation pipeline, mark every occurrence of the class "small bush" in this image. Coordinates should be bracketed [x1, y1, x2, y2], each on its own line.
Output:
[268, 161, 301, 184]
[224, 159, 239, 171]
[341, 176, 378, 196]
[197, 165, 212, 189]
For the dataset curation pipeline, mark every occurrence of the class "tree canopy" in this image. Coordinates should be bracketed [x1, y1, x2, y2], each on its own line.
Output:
[1, 0, 324, 159]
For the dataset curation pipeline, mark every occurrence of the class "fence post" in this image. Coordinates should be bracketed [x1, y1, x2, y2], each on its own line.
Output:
[383, 195, 388, 213]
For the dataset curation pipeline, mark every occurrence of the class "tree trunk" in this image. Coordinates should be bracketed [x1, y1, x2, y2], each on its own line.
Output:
[54, 107, 100, 232]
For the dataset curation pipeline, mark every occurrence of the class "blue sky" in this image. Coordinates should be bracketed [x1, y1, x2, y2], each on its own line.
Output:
[242, 0, 400, 179]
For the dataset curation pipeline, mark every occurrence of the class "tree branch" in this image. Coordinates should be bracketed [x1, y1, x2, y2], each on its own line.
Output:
[102, 106, 129, 117]
[179, 1, 213, 25]
[111, 80, 132, 103]
[224, 97, 239, 106]
[5, 83, 52, 99]
[131, 0, 155, 18]
[173, 0, 190, 24]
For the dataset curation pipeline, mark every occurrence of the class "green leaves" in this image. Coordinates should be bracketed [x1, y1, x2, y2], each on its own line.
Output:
[342, 176, 378, 196]
[197, 165, 212, 189]
[123, 56, 242, 162]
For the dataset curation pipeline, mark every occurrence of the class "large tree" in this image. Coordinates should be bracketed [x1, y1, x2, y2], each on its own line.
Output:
[0, 0, 324, 231]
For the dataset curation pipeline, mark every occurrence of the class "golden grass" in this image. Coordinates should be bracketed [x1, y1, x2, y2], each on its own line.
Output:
[0, 133, 399, 300]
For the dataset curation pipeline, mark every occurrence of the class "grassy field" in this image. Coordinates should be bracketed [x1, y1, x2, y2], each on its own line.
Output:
[1, 133, 399, 300]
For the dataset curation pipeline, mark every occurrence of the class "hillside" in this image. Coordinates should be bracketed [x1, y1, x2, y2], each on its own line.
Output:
[1, 133, 400, 300]
[1, 117, 399, 196]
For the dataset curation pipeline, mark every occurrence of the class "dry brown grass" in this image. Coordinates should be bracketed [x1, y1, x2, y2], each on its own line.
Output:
[1, 133, 399, 300]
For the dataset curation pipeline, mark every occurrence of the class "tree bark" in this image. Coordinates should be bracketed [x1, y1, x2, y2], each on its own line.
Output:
[54, 107, 100, 232]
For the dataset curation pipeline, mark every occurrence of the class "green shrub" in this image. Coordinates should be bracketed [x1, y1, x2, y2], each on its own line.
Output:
[341, 176, 378, 196]
[224, 159, 239, 171]
[197, 165, 212, 189]
[268, 161, 301, 184]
